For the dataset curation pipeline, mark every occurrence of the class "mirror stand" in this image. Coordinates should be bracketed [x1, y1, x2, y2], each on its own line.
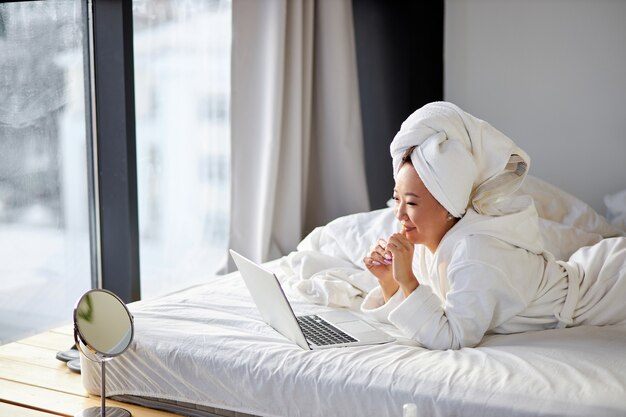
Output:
[75, 360, 130, 417]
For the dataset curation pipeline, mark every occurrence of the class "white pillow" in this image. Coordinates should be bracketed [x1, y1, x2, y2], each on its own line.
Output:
[520, 175, 621, 237]
[518, 176, 623, 259]
[604, 188, 626, 233]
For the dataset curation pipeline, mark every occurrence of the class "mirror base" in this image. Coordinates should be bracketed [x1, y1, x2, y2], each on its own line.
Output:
[75, 406, 131, 417]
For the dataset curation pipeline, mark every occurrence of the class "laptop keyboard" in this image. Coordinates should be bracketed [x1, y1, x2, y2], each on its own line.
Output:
[297, 315, 357, 346]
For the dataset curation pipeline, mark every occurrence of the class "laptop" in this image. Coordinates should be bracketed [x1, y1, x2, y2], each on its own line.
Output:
[230, 249, 394, 350]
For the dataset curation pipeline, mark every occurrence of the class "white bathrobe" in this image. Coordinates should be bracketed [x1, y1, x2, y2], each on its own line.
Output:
[361, 198, 626, 350]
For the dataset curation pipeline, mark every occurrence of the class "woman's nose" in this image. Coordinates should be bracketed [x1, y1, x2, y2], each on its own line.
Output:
[395, 204, 407, 221]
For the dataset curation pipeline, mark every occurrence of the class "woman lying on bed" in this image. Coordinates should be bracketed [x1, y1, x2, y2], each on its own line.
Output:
[362, 101, 626, 350]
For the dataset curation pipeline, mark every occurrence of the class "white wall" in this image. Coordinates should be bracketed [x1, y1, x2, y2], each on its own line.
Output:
[445, 0, 626, 214]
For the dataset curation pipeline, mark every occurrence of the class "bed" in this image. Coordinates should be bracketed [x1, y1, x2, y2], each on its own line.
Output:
[81, 177, 626, 417]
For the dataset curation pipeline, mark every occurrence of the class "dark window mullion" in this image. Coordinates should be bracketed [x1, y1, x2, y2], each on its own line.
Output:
[91, 0, 140, 302]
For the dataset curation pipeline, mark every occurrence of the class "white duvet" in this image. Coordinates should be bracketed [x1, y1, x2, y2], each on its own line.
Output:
[81, 177, 626, 417]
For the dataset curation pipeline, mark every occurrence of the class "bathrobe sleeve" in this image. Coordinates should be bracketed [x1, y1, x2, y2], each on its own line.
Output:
[367, 235, 533, 349]
[360, 287, 404, 324]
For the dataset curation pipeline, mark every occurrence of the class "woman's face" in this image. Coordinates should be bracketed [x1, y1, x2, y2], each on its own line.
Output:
[393, 162, 455, 252]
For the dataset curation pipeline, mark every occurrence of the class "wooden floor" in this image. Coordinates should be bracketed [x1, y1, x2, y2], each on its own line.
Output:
[0, 325, 179, 417]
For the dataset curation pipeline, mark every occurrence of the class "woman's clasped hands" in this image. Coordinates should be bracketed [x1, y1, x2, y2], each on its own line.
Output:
[364, 231, 419, 301]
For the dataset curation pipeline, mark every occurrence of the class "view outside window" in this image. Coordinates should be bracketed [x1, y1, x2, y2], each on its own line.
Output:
[0, 1, 92, 344]
[133, 0, 231, 299]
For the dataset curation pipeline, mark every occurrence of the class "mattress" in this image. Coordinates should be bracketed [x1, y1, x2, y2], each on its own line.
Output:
[81, 259, 626, 417]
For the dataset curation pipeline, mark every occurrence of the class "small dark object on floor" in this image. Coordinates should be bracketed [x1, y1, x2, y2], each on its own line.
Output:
[56, 348, 80, 362]
[67, 358, 81, 374]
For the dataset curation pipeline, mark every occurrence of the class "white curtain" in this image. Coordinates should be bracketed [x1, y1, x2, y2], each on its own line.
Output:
[228, 0, 369, 267]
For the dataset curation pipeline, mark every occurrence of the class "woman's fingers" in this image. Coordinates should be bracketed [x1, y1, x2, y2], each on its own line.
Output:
[363, 256, 377, 268]
[387, 233, 412, 251]
[368, 239, 392, 265]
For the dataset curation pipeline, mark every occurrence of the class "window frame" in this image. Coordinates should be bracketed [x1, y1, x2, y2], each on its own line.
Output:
[90, 0, 141, 302]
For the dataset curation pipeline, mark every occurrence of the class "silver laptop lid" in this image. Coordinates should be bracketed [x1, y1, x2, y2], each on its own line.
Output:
[229, 249, 311, 350]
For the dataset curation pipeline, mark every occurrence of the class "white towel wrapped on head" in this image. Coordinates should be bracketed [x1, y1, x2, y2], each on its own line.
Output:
[391, 102, 530, 217]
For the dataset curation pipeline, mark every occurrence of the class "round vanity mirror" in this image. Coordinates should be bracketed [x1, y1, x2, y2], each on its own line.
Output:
[74, 289, 133, 358]
[73, 289, 134, 417]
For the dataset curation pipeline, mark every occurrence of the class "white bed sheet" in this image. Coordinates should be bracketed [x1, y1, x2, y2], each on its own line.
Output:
[82, 259, 626, 417]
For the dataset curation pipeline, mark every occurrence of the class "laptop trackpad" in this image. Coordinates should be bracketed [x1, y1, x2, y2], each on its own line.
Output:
[338, 320, 376, 334]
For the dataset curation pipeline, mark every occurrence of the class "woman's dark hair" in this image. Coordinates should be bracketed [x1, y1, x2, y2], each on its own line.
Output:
[401, 146, 418, 164]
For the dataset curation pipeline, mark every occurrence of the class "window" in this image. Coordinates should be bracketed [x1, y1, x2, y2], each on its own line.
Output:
[0, 0, 232, 343]
[132, 0, 231, 299]
[0, 0, 92, 343]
